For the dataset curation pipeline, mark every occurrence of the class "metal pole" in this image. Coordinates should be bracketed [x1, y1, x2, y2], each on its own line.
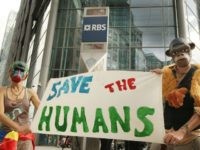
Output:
[37, 0, 59, 98]
[176, 0, 187, 38]
[77, 7, 109, 150]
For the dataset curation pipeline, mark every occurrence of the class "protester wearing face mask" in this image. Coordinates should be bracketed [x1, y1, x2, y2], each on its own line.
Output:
[0, 61, 40, 150]
[150, 38, 200, 150]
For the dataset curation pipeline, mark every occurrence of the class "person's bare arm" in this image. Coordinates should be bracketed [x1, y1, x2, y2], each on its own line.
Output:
[183, 113, 200, 133]
[164, 113, 200, 144]
[150, 68, 163, 74]
[29, 88, 40, 110]
[0, 87, 31, 133]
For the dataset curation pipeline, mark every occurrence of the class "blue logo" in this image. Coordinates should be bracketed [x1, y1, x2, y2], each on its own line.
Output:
[82, 17, 108, 42]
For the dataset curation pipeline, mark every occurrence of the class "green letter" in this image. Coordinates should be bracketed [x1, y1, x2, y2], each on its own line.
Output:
[55, 106, 69, 132]
[92, 108, 108, 133]
[109, 106, 130, 133]
[135, 106, 155, 137]
[70, 107, 89, 132]
[38, 106, 53, 131]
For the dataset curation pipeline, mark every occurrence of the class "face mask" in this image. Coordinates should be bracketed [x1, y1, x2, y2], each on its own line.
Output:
[11, 69, 25, 83]
[173, 53, 191, 67]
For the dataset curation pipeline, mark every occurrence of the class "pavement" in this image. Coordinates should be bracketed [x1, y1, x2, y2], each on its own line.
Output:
[36, 146, 71, 150]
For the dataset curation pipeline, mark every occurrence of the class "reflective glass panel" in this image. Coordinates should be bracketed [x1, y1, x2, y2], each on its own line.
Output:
[129, 0, 173, 7]
[130, 7, 174, 26]
[130, 27, 175, 47]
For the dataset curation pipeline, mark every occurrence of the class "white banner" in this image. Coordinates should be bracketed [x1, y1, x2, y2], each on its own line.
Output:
[31, 71, 165, 143]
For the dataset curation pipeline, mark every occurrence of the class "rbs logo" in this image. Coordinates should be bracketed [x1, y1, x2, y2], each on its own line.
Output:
[82, 17, 108, 42]
[84, 24, 106, 31]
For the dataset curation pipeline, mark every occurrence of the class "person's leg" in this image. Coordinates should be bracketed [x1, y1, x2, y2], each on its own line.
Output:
[100, 138, 112, 150]
[193, 137, 200, 150]
[165, 144, 173, 150]
[17, 140, 33, 150]
[172, 137, 200, 150]
[149, 143, 161, 150]
[125, 141, 146, 150]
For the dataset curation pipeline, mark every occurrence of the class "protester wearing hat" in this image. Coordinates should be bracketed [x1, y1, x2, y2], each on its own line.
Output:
[0, 61, 40, 150]
[150, 37, 200, 150]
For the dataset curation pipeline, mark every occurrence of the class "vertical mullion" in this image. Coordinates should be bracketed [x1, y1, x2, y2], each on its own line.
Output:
[60, 9, 68, 77]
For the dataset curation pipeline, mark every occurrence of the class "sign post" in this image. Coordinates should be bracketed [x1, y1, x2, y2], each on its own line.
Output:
[79, 7, 109, 150]
[79, 7, 109, 73]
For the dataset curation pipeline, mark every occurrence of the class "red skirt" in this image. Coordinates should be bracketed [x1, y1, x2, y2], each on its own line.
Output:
[0, 131, 35, 150]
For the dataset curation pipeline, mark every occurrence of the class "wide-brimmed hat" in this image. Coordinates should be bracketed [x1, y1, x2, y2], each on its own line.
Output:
[165, 38, 195, 57]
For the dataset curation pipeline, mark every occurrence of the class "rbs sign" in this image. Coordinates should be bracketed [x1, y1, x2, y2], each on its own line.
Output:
[82, 17, 108, 42]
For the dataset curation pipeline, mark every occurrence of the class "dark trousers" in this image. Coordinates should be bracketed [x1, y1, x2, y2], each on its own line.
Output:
[100, 138, 112, 150]
[100, 139, 146, 150]
[125, 141, 146, 150]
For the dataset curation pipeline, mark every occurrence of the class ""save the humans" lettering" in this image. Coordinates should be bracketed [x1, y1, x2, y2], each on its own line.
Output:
[38, 105, 155, 137]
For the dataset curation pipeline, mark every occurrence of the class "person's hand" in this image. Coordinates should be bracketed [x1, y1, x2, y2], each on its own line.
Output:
[164, 128, 187, 145]
[166, 87, 188, 108]
[17, 124, 32, 134]
[150, 68, 163, 74]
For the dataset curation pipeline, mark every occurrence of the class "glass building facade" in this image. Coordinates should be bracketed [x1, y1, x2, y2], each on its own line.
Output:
[185, 0, 200, 62]
[25, 0, 200, 146]
[49, 0, 176, 80]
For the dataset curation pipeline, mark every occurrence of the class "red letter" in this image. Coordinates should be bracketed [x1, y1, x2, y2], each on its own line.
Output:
[128, 78, 136, 90]
[115, 79, 127, 91]
[105, 83, 115, 92]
